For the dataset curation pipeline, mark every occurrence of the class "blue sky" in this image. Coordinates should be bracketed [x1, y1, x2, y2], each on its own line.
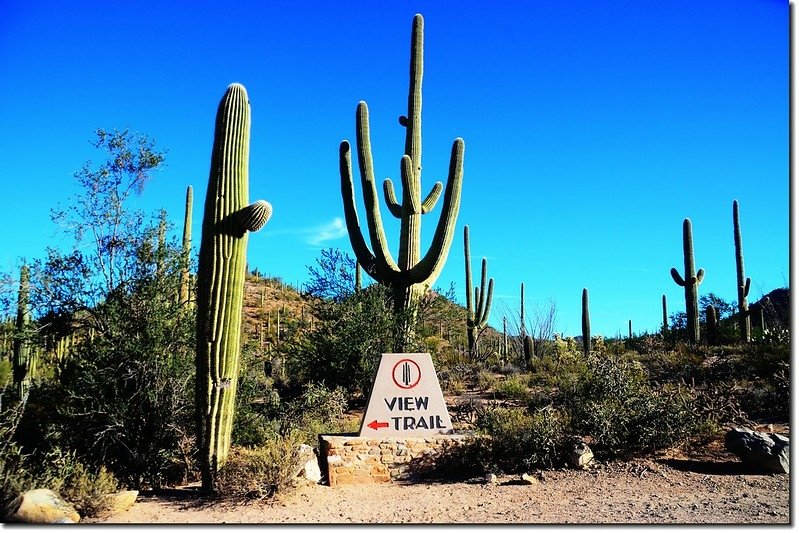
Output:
[0, 0, 789, 338]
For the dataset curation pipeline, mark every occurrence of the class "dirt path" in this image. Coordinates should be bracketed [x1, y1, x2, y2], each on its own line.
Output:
[90, 457, 788, 524]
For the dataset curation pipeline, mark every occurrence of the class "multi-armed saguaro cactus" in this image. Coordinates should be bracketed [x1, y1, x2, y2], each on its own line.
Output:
[464, 225, 493, 356]
[339, 13, 464, 351]
[670, 218, 705, 344]
[179, 185, 193, 306]
[195, 83, 272, 491]
[13, 264, 31, 397]
[661, 294, 668, 336]
[733, 200, 751, 343]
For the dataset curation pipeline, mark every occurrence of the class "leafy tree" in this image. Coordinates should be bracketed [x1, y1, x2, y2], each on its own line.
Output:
[18, 129, 196, 489]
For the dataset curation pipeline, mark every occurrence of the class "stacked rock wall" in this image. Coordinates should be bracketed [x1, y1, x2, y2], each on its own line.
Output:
[319, 434, 468, 486]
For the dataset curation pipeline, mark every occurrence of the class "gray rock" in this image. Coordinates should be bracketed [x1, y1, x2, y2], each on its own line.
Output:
[567, 437, 594, 470]
[725, 427, 789, 474]
[296, 444, 322, 483]
[484, 473, 497, 484]
[7, 489, 80, 523]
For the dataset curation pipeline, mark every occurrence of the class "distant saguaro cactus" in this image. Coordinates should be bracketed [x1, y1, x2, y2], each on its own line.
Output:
[464, 225, 493, 356]
[581, 288, 591, 355]
[661, 294, 668, 336]
[705, 305, 718, 345]
[354, 261, 362, 293]
[523, 335, 534, 369]
[733, 200, 751, 342]
[339, 14, 464, 351]
[195, 83, 272, 491]
[13, 264, 31, 397]
[179, 185, 193, 306]
[670, 218, 704, 344]
[520, 283, 526, 338]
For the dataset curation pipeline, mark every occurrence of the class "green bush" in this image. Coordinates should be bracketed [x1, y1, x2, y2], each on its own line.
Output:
[233, 382, 350, 447]
[216, 437, 301, 499]
[494, 375, 530, 402]
[477, 406, 568, 472]
[0, 389, 32, 517]
[566, 353, 699, 457]
[283, 285, 400, 395]
[60, 463, 119, 518]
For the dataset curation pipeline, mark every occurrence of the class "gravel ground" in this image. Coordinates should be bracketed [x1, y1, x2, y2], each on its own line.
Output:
[90, 457, 789, 525]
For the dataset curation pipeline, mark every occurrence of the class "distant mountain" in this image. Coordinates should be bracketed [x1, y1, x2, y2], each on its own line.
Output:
[749, 287, 789, 330]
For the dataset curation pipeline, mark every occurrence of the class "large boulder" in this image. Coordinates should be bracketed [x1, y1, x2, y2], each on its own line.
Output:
[6, 488, 80, 523]
[725, 428, 789, 474]
[102, 490, 138, 516]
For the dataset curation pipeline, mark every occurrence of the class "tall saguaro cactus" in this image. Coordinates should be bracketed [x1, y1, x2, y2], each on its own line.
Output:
[179, 185, 193, 306]
[520, 283, 526, 338]
[464, 225, 493, 356]
[670, 218, 705, 344]
[661, 294, 668, 335]
[581, 288, 591, 355]
[13, 264, 31, 397]
[339, 13, 464, 351]
[733, 200, 751, 342]
[195, 83, 272, 491]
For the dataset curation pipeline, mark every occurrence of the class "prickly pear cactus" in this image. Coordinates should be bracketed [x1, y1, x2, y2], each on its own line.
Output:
[195, 83, 272, 491]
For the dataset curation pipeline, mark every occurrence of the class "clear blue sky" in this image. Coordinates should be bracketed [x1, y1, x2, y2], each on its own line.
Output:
[0, 0, 788, 338]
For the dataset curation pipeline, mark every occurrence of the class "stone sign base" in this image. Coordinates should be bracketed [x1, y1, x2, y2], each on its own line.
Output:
[319, 433, 468, 486]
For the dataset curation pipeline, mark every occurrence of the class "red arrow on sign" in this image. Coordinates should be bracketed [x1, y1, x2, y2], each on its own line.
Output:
[367, 420, 389, 430]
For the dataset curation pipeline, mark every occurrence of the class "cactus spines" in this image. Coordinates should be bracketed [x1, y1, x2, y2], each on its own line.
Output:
[13, 264, 31, 396]
[464, 225, 493, 356]
[339, 14, 464, 351]
[706, 305, 718, 345]
[195, 83, 272, 491]
[581, 288, 591, 355]
[670, 218, 704, 344]
[661, 294, 668, 335]
[179, 185, 193, 306]
[733, 200, 751, 342]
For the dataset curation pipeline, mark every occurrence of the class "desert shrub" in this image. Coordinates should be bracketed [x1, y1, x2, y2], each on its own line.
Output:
[234, 382, 349, 447]
[566, 353, 699, 457]
[216, 437, 301, 499]
[477, 406, 568, 472]
[475, 370, 499, 390]
[494, 375, 530, 402]
[284, 285, 401, 395]
[0, 389, 32, 516]
[60, 463, 119, 518]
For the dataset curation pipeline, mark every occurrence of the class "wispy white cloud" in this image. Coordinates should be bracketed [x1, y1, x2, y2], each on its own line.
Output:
[263, 217, 348, 247]
[306, 217, 347, 246]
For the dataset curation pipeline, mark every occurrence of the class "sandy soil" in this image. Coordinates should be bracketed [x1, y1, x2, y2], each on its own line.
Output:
[90, 454, 789, 525]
